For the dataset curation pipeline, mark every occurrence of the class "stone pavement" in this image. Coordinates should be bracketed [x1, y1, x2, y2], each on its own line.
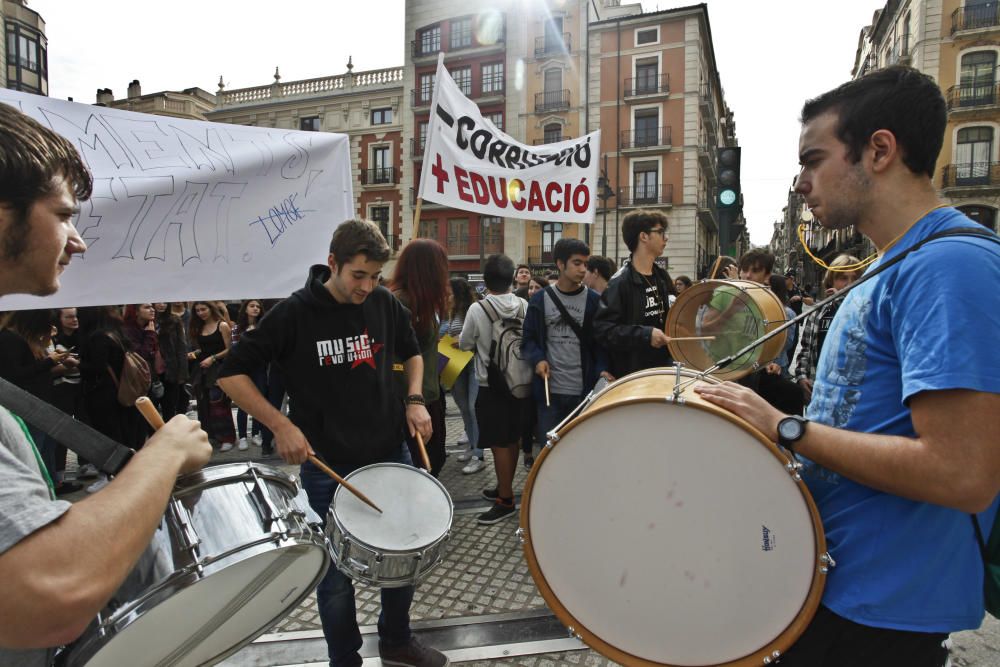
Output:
[62, 396, 1000, 666]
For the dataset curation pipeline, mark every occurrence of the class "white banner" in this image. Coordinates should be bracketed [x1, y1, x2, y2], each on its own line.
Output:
[0, 89, 353, 309]
[418, 57, 599, 223]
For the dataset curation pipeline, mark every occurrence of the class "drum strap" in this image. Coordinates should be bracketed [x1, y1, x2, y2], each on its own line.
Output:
[543, 285, 590, 343]
[0, 375, 135, 476]
[708, 227, 1000, 376]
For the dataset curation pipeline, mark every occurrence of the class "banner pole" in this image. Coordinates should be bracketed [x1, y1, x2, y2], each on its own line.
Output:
[413, 198, 423, 242]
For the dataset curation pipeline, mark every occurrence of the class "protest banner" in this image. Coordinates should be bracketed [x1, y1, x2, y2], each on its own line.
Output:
[417, 55, 599, 224]
[0, 89, 353, 309]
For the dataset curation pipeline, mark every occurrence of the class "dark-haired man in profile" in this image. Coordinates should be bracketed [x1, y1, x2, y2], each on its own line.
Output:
[697, 66, 1000, 666]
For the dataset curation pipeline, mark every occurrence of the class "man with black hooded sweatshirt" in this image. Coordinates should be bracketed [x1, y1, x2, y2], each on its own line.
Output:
[218, 219, 447, 667]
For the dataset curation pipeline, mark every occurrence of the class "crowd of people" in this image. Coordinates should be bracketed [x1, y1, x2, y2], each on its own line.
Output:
[2, 65, 1000, 667]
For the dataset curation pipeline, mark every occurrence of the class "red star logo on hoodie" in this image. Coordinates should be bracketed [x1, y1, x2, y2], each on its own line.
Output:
[351, 329, 383, 369]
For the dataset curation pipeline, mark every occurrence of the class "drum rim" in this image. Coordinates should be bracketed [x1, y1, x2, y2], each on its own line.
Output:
[62, 534, 331, 667]
[174, 461, 297, 493]
[519, 370, 827, 667]
[665, 279, 787, 382]
[328, 462, 455, 556]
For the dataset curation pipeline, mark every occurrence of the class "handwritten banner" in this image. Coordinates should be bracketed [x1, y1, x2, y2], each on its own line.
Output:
[418, 56, 599, 223]
[0, 89, 353, 309]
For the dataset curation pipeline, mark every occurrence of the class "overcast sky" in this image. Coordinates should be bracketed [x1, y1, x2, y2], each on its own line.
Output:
[31, 0, 881, 245]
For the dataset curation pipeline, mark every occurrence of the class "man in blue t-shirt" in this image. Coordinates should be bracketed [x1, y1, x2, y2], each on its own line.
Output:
[696, 66, 1000, 666]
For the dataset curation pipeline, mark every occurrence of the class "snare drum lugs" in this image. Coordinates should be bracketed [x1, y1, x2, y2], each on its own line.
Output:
[521, 369, 828, 667]
[327, 463, 453, 588]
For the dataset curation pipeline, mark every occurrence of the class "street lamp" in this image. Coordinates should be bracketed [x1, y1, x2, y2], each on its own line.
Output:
[597, 155, 615, 257]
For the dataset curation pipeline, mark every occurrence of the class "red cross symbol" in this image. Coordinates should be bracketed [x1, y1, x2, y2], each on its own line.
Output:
[430, 154, 450, 194]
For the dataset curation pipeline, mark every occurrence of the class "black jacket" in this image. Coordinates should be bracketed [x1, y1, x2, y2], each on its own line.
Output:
[593, 260, 673, 378]
[220, 265, 421, 464]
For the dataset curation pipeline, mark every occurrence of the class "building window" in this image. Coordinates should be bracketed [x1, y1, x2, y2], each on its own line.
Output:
[634, 108, 659, 146]
[418, 121, 429, 151]
[371, 145, 391, 184]
[484, 112, 503, 131]
[544, 17, 565, 52]
[482, 62, 504, 94]
[451, 17, 473, 49]
[419, 26, 441, 55]
[300, 116, 320, 131]
[542, 223, 563, 255]
[633, 160, 659, 203]
[957, 205, 997, 231]
[417, 219, 437, 239]
[418, 72, 436, 104]
[481, 216, 503, 254]
[16, 33, 39, 71]
[636, 28, 658, 45]
[371, 108, 392, 125]
[544, 123, 563, 143]
[635, 57, 659, 94]
[370, 205, 391, 240]
[956, 126, 994, 184]
[959, 51, 997, 106]
[452, 66, 472, 96]
[448, 218, 470, 254]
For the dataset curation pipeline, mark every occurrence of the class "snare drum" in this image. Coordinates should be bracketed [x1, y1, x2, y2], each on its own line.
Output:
[326, 463, 453, 588]
[61, 463, 330, 667]
[521, 369, 829, 667]
[666, 279, 787, 381]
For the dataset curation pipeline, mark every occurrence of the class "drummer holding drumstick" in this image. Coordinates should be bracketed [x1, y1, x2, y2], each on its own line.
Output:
[218, 219, 448, 667]
[697, 67, 1000, 667]
[0, 105, 213, 666]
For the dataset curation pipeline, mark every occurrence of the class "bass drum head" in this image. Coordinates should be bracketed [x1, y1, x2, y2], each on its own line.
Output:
[522, 393, 823, 666]
[77, 544, 328, 667]
[666, 280, 786, 382]
[333, 463, 453, 552]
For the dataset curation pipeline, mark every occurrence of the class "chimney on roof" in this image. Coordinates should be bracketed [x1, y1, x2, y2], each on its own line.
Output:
[95, 88, 114, 105]
[127, 80, 141, 99]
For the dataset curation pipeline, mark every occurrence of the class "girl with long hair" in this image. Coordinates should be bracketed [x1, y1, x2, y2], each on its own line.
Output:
[233, 299, 267, 450]
[390, 239, 450, 476]
[123, 303, 160, 403]
[446, 277, 485, 473]
[188, 301, 236, 450]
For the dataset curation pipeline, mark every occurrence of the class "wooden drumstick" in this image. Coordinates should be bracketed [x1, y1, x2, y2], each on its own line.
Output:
[667, 336, 717, 342]
[414, 431, 433, 473]
[135, 396, 165, 429]
[708, 255, 724, 280]
[307, 455, 383, 514]
[543, 371, 550, 407]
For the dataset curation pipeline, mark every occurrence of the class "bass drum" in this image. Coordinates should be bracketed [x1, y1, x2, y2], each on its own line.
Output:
[666, 279, 787, 381]
[520, 369, 829, 667]
[60, 463, 330, 667]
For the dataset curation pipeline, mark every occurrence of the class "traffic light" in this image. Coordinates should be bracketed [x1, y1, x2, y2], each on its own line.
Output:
[717, 147, 741, 210]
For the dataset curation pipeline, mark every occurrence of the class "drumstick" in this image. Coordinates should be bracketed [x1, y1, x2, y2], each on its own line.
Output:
[135, 396, 165, 429]
[414, 431, 433, 472]
[308, 455, 383, 514]
[709, 256, 724, 280]
[543, 372, 550, 407]
[667, 336, 717, 342]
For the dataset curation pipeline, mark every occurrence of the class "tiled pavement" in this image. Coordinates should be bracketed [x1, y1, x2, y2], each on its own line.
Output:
[62, 396, 1000, 666]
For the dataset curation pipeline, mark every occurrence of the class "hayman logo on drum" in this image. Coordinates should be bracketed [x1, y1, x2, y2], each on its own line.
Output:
[761, 525, 776, 551]
[316, 330, 382, 369]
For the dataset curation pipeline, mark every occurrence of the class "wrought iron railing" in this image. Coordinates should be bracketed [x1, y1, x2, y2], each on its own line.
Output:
[534, 89, 570, 113]
[535, 33, 571, 57]
[946, 82, 1000, 110]
[620, 126, 672, 149]
[361, 168, 396, 185]
[941, 162, 1000, 187]
[952, 4, 1000, 34]
[619, 184, 674, 207]
[625, 73, 670, 97]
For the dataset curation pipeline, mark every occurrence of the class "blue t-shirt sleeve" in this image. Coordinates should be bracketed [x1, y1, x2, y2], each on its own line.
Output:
[892, 238, 1000, 404]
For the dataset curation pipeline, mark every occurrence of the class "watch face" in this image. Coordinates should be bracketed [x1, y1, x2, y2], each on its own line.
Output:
[719, 189, 737, 206]
[779, 418, 802, 440]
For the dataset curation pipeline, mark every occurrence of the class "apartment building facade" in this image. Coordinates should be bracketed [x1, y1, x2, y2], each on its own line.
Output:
[3, 0, 47, 95]
[588, 1, 742, 278]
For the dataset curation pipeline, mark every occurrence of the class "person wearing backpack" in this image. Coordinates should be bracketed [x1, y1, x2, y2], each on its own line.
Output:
[522, 238, 611, 455]
[459, 253, 532, 525]
[593, 209, 673, 378]
[695, 67, 1000, 666]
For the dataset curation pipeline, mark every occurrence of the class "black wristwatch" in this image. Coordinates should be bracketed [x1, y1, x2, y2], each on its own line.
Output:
[777, 415, 809, 452]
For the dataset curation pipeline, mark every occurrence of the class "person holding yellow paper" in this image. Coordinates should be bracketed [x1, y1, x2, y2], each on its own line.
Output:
[444, 278, 484, 474]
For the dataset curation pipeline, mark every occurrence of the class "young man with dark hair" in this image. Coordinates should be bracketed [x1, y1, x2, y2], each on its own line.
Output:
[0, 104, 212, 664]
[697, 66, 1000, 666]
[523, 238, 610, 448]
[583, 255, 614, 294]
[593, 209, 673, 377]
[513, 263, 532, 298]
[219, 219, 446, 667]
[459, 253, 531, 524]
